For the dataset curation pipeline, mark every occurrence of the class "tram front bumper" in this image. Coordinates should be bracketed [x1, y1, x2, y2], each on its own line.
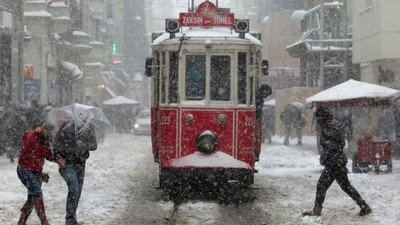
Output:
[159, 167, 254, 190]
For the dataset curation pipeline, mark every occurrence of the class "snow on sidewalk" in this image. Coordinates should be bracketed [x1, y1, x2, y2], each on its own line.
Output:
[258, 135, 400, 225]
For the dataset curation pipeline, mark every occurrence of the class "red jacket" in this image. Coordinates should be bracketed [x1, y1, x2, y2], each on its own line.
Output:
[18, 130, 55, 173]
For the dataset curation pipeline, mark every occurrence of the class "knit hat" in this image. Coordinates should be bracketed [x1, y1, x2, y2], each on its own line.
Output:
[315, 106, 332, 120]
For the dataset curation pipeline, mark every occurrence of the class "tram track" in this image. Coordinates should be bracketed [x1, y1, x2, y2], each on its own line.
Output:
[163, 186, 258, 225]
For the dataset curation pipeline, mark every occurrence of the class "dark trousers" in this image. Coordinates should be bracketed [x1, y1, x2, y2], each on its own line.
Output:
[313, 166, 365, 212]
[59, 162, 85, 223]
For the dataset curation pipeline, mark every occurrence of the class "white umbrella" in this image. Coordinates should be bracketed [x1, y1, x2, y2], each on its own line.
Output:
[47, 103, 111, 136]
[102, 96, 139, 106]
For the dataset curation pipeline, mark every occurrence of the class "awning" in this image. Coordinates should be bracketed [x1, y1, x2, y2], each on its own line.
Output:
[61, 61, 82, 80]
[306, 79, 400, 107]
[103, 96, 139, 106]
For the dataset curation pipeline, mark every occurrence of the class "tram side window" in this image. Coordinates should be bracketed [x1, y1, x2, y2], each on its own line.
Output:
[154, 51, 160, 105]
[169, 52, 179, 103]
[249, 54, 254, 105]
[238, 52, 247, 104]
[185, 55, 206, 100]
[161, 52, 166, 104]
[210, 56, 230, 101]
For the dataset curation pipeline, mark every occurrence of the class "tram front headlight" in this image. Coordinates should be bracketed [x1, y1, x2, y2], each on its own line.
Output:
[196, 130, 218, 154]
[134, 123, 139, 128]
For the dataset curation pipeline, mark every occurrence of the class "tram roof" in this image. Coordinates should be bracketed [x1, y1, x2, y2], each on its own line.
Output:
[152, 27, 262, 46]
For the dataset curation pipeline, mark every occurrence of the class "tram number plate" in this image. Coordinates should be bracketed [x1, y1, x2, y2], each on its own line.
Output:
[245, 117, 255, 126]
[161, 116, 171, 125]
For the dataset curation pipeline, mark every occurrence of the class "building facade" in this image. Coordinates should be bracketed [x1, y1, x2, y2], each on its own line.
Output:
[352, 0, 400, 89]
[286, 0, 357, 90]
[0, 0, 23, 110]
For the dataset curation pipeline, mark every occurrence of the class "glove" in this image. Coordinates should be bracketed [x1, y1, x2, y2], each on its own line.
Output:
[42, 173, 50, 183]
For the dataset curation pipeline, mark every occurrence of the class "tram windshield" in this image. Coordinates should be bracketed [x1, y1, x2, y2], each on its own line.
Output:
[210, 55, 231, 101]
[185, 55, 206, 100]
[185, 54, 232, 101]
[156, 49, 256, 106]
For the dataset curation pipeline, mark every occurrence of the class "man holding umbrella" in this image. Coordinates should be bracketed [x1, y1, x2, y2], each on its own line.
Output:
[53, 110, 97, 225]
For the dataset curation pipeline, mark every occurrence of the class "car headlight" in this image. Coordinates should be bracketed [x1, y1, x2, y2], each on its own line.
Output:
[195, 130, 218, 154]
[134, 123, 139, 128]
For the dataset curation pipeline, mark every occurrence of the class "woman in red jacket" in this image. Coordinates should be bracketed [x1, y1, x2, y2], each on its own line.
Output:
[17, 123, 65, 225]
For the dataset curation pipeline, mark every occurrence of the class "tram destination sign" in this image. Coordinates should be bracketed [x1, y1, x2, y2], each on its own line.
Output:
[179, 1, 234, 27]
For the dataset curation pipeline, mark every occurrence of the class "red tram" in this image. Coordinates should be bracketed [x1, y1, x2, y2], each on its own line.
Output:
[145, 1, 269, 190]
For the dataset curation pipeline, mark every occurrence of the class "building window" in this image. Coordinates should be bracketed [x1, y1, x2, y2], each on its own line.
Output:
[106, 3, 113, 19]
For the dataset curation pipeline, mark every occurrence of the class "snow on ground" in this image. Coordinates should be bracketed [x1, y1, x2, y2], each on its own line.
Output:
[1, 133, 400, 224]
[259, 136, 400, 225]
[0, 133, 150, 225]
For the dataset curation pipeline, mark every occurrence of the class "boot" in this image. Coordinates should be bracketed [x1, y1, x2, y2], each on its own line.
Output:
[17, 200, 34, 225]
[302, 210, 321, 217]
[359, 204, 372, 216]
[34, 197, 50, 225]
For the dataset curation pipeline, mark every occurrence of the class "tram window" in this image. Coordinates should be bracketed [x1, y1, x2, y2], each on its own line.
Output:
[238, 52, 247, 104]
[249, 53, 254, 105]
[161, 52, 166, 104]
[210, 55, 231, 101]
[185, 55, 206, 100]
[154, 51, 160, 105]
[256, 51, 262, 77]
[169, 52, 179, 103]
[250, 77, 254, 105]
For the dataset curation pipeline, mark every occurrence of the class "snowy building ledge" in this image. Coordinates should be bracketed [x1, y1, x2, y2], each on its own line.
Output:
[61, 61, 83, 80]
[73, 31, 91, 37]
[90, 41, 105, 46]
[24, 11, 53, 18]
[73, 44, 93, 54]
[286, 39, 352, 58]
[85, 62, 105, 68]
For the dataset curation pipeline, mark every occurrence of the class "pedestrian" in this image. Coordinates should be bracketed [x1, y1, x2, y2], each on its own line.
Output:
[293, 113, 307, 146]
[311, 108, 323, 155]
[302, 106, 372, 217]
[17, 123, 65, 225]
[4, 102, 28, 163]
[53, 111, 97, 225]
[0, 106, 6, 156]
[26, 95, 44, 128]
[261, 106, 273, 144]
[255, 84, 272, 159]
[280, 105, 294, 146]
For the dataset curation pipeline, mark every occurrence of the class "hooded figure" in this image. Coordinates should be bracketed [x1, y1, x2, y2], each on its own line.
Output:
[303, 106, 372, 217]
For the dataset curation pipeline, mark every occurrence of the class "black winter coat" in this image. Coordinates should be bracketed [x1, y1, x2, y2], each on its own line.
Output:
[53, 121, 97, 164]
[319, 119, 347, 167]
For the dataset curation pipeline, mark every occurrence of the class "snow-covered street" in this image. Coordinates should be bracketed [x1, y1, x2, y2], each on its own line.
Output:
[1, 133, 400, 225]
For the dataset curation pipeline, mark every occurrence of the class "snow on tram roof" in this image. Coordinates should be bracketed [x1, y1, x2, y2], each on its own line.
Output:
[152, 27, 262, 45]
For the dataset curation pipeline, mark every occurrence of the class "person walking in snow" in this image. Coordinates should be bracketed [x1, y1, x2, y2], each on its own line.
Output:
[302, 106, 372, 217]
[4, 102, 28, 163]
[280, 105, 294, 146]
[53, 111, 97, 225]
[255, 84, 272, 159]
[293, 113, 306, 146]
[17, 123, 65, 225]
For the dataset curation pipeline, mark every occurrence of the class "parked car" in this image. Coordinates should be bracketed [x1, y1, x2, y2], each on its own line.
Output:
[133, 109, 151, 135]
